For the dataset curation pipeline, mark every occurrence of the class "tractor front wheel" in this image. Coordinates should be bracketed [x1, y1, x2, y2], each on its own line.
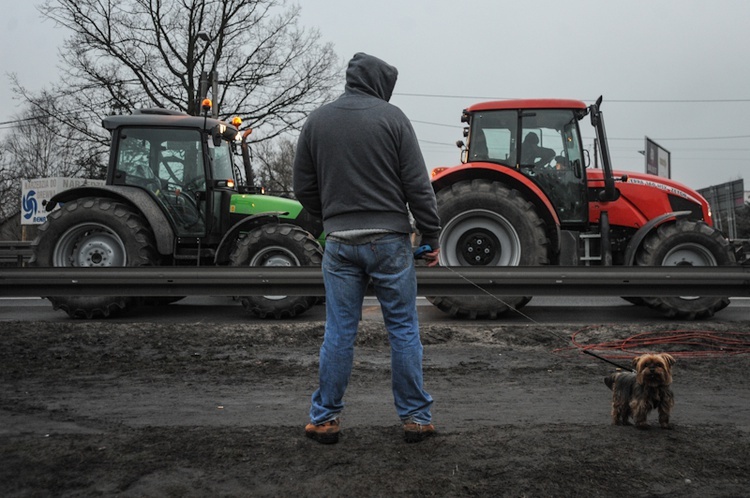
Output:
[635, 219, 735, 319]
[230, 223, 323, 319]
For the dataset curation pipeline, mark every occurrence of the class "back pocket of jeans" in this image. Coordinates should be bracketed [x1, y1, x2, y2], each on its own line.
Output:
[372, 236, 410, 274]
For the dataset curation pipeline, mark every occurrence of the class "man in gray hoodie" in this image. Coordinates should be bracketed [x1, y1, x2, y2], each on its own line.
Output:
[293, 52, 441, 444]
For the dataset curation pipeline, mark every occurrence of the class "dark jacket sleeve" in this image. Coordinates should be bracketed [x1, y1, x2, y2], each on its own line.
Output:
[292, 128, 323, 218]
[398, 118, 441, 249]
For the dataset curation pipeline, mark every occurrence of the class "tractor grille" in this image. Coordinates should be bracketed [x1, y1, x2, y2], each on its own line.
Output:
[669, 195, 703, 221]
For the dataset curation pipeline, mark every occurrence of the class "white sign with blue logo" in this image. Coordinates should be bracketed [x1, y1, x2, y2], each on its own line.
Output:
[21, 177, 105, 225]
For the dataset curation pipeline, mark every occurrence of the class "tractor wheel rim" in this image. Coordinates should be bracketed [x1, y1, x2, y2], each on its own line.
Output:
[54, 223, 127, 267]
[661, 242, 717, 301]
[661, 242, 717, 267]
[249, 245, 301, 300]
[440, 209, 521, 266]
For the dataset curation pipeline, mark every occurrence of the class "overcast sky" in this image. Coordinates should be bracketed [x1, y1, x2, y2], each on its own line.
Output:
[2, 0, 748, 191]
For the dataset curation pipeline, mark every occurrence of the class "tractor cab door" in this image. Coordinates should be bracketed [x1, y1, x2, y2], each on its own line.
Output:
[112, 127, 207, 237]
[517, 110, 588, 227]
[205, 133, 238, 236]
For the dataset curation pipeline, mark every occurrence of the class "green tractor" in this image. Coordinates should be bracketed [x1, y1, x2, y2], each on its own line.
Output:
[31, 108, 324, 319]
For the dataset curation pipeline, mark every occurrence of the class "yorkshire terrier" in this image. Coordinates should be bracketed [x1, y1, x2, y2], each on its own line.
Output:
[604, 353, 675, 429]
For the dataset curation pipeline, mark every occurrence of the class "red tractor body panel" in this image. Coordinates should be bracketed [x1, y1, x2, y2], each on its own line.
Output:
[587, 168, 713, 229]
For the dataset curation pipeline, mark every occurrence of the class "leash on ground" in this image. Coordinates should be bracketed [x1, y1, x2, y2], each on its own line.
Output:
[582, 349, 635, 372]
[419, 249, 640, 369]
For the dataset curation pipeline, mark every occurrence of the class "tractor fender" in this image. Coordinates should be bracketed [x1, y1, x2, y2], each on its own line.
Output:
[432, 163, 562, 254]
[214, 212, 290, 265]
[623, 210, 692, 265]
[432, 163, 560, 224]
[46, 186, 175, 255]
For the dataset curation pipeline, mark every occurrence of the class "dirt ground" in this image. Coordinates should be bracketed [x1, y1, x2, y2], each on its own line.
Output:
[1, 318, 749, 497]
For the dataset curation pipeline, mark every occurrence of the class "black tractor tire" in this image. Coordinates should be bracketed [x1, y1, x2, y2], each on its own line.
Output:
[428, 180, 549, 319]
[635, 219, 735, 319]
[230, 223, 323, 319]
[30, 197, 158, 319]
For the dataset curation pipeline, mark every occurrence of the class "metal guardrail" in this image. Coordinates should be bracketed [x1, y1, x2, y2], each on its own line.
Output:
[0, 241, 32, 266]
[0, 266, 748, 297]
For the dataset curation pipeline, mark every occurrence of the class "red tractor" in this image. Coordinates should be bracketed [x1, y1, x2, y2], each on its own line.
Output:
[429, 97, 741, 319]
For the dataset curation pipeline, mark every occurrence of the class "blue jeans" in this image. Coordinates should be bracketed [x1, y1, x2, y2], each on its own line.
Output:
[310, 233, 433, 425]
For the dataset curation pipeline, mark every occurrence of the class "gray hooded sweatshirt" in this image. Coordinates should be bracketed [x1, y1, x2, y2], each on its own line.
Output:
[292, 52, 441, 250]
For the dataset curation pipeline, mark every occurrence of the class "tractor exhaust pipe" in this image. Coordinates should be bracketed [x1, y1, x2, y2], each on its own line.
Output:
[590, 96, 618, 202]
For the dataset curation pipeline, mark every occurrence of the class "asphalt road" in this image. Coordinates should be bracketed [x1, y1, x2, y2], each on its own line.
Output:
[1, 295, 748, 324]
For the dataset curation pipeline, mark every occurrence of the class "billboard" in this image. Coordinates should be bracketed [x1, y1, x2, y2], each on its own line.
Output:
[21, 177, 106, 226]
[697, 179, 745, 239]
[645, 136, 671, 179]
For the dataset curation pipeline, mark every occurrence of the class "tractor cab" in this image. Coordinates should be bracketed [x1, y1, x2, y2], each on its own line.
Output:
[104, 108, 241, 241]
[463, 100, 590, 227]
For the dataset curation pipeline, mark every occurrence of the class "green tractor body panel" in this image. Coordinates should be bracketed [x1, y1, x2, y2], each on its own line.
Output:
[230, 194, 325, 245]
[230, 193, 303, 219]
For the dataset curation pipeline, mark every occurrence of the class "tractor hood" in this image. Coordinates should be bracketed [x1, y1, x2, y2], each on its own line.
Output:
[587, 168, 712, 226]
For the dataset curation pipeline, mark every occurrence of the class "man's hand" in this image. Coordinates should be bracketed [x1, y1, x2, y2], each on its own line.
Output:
[423, 248, 440, 267]
[413, 244, 440, 267]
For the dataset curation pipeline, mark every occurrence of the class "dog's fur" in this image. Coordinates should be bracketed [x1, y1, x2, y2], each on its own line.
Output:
[604, 353, 675, 429]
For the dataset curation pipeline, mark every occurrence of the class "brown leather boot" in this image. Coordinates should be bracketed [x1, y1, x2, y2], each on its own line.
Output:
[403, 422, 436, 443]
[305, 419, 340, 444]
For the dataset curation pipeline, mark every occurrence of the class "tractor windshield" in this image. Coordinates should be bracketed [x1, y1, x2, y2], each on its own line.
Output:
[469, 109, 588, 225]
[207, 138, 235, 181]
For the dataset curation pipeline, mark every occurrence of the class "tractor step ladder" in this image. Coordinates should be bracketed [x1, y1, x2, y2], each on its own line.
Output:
[579, 232, 602, 266]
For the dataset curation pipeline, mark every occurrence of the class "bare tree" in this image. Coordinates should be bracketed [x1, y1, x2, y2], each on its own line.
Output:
[0, 94, 104, 226]
[0, 148, 11, 224]
[15, 0, 342, 143]
[252, 135, 295, 196]
[3, 0, 342, 234]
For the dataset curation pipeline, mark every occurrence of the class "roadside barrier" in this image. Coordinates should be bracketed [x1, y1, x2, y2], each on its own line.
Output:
[0, 265, 747, 297]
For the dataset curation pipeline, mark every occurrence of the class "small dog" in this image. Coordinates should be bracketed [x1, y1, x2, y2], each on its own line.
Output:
[604, 353, 675, 429]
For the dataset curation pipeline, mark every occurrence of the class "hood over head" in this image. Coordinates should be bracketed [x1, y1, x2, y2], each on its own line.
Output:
[345, 52, 398, 102]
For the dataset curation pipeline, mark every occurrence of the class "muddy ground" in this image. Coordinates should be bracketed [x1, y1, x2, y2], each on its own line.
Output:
[1, 319, 749, 497]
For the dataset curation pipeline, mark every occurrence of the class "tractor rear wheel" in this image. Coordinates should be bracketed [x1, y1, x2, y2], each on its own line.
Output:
[230, 223, 323, 319]
[428, 180, 549, 319]
[635, 219, 734, 319]
[31, 197, 158, 319]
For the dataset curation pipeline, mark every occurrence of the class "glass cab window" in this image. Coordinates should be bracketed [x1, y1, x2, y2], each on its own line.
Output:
[208, 138, 235, 181]
[468, 111, 517, 165]
[469, 109, 588, 225]
[113, 127, 206, 236]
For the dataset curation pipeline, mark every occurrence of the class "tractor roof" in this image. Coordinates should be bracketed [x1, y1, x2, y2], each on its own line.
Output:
[466, 99, 588, 112]
[102, 108, 229, 131]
